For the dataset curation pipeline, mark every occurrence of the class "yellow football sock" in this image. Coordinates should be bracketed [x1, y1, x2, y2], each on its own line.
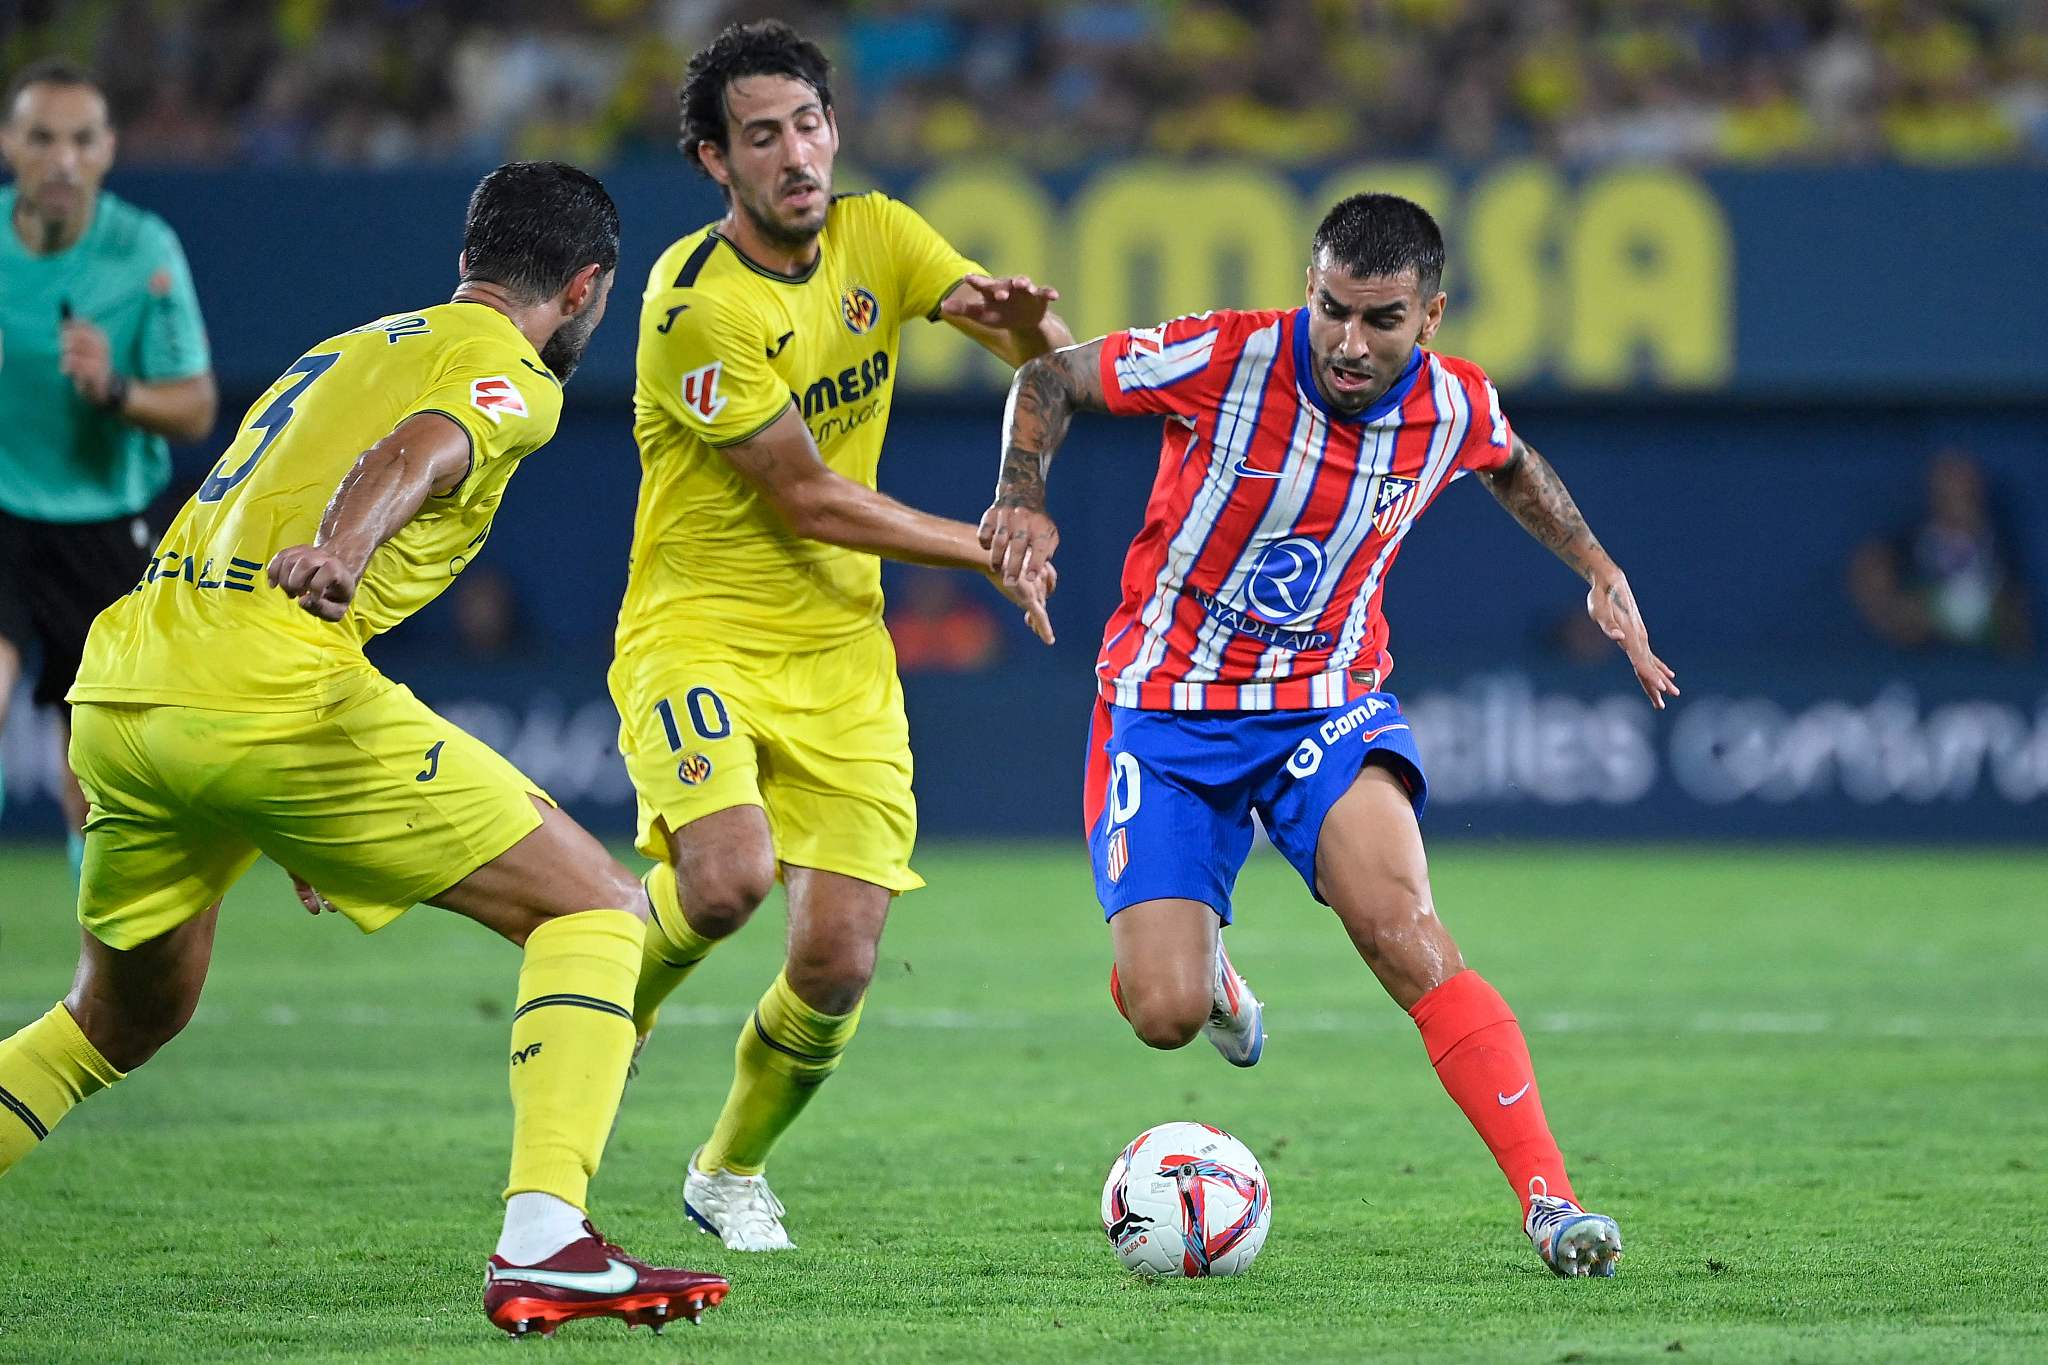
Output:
[698, 971, 862, 1177]
[503, 909, 642, 1209]
[633, 861, 721, 1035]
[0, 1003, 124, 1176]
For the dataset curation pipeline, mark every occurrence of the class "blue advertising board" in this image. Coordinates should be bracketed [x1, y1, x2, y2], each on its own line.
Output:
[100, 161, 2047, 401]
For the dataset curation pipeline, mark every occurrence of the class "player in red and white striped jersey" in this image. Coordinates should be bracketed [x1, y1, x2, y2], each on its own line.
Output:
[979, 194, 1677, 1277]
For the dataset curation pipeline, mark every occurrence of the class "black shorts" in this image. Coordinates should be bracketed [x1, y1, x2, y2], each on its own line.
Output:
[0, 507, 155, 708]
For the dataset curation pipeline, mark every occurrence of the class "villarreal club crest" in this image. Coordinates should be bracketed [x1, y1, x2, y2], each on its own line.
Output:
[841, 285, 880, 335]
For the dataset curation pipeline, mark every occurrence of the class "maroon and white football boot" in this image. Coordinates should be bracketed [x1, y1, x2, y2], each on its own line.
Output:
[484, 1220, 729, 1338]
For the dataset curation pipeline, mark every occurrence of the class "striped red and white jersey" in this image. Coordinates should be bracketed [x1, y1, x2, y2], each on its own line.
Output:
[1094, 306, 1513, 711]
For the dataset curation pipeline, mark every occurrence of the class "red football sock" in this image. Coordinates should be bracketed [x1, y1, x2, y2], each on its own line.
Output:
[1409, 970, 1574, 1214]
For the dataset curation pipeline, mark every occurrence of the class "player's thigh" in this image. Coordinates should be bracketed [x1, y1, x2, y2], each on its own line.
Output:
[234, 684, 560, 938]
[64, 904, 221, 1071]
[1109, 897, 1219, 1036]
[68, 703, 259, 952]
[430, 796, 646, 944]
[610, 648, 769, 866]
[1311, 764, 1463, 1008]
[662, 803, 778, 934]
[757, 632, 923, 894]
[1086, 705, 1254, 926]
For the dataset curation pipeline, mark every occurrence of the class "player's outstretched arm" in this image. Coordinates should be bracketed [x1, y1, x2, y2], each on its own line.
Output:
[720, 404, 1057, 644]
[1479, 433, 1680, 709]
[939, 273, 1074, 368]
[980, 339, 1109, 586]
[265, 412, 474, 621]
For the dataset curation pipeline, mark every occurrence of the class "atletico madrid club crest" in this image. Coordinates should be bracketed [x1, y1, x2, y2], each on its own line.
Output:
[1105, 826, 1130, 883]
[841, 286, 880, 335]
[1370, 475, 1422, 535]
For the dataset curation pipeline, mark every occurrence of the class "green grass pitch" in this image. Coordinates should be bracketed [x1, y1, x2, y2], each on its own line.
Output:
[1, 841, 2044, 1363]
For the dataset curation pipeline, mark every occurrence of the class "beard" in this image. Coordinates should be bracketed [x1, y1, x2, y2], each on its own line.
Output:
[735, 176, 830, 252]
[540, 305, 601, 382]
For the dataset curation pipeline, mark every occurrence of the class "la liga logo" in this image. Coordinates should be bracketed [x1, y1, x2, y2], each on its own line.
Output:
[840, 286, 880, 335]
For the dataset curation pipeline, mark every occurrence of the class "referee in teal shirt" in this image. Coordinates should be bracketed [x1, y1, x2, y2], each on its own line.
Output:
[0, 59, 216, 860]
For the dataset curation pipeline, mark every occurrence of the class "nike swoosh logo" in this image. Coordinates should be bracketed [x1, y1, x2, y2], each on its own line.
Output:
[491, 1258, 638, 1295]
[1228, 458, 1285, 480]
[1497, 1082, 1532, 1106]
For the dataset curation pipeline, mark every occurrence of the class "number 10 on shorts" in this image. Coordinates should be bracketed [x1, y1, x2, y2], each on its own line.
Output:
[654, 688, 732, 748]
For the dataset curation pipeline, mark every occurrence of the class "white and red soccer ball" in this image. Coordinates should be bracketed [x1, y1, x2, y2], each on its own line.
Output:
[1101, 1121, 1272, 1277]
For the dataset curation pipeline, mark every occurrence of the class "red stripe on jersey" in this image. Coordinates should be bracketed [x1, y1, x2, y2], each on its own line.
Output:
[1095, 310, 1511, 712]
[1305, 357, 1448, 681]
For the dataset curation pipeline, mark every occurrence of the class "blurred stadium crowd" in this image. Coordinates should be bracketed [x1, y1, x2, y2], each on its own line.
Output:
[4, 0, 2043, 168]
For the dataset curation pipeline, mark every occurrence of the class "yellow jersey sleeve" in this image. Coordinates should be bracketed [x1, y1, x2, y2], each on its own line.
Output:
[638, 286, 792, 447]
[402, 340, 562, 507]
[873, 194, 983, 324]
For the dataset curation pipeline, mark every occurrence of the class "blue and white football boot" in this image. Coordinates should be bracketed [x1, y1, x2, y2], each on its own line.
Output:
[1201, 942, 1265, 1068]
[1524, 1177, 1622, 1277]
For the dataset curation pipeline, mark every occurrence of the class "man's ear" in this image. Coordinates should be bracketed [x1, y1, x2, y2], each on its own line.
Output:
[696, 138, 731, 190]
[1418, 290, 1447, 344]
[564, 262, 603, 314]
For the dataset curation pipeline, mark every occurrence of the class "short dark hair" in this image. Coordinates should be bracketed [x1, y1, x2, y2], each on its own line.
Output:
[460, 161, 620, 303]
[1312, 193, 1446, 296]
[678, 19, 832, 176]
[5, 57, 106, 117]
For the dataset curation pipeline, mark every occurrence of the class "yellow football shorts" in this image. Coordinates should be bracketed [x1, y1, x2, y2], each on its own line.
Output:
[70, 680, 550, 950]
[609, 626, 923, 893]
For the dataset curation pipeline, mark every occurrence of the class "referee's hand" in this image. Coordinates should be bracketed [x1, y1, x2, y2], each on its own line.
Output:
[266, 544, 359, 621]
[58, 315, 117, 406]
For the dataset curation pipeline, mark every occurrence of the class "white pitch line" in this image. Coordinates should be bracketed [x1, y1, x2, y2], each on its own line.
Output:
[9, 1000, 2043, 1041]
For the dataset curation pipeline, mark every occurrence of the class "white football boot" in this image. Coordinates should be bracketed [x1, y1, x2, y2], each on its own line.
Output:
[1524, 1177, 1623, 1277]
[1201, 941, 1265, 1067]
[683, 1147, 796, 1252]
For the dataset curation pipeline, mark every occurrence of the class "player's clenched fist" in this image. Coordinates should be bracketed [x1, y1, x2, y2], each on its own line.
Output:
[266, 544, 360, 620]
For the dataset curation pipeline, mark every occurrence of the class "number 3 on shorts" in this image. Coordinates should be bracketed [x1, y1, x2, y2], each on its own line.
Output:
[653, 687, 732, 751]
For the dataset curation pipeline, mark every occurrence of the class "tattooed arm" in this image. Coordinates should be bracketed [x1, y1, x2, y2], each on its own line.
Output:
[979, 338, 1111, 585]
[1480, 433, 1680, 708]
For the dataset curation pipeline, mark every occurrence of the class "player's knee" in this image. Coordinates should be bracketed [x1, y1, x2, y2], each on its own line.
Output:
[678, 862, 773, 940]
[785, 941, 876, 1017]
[65, 994, 191, 1073]
[1122, 983, 1208, 1050]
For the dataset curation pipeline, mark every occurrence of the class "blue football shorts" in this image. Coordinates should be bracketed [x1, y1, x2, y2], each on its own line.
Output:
[1082, 692, 1427, 923]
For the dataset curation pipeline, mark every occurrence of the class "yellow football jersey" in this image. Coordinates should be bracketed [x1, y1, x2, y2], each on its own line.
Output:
[618, 192, 981, 653]
[70, 301, 563, 711]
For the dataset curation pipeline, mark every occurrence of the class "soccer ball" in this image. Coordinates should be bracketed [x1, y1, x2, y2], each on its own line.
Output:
[1100, 1121, 1272, 1277]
